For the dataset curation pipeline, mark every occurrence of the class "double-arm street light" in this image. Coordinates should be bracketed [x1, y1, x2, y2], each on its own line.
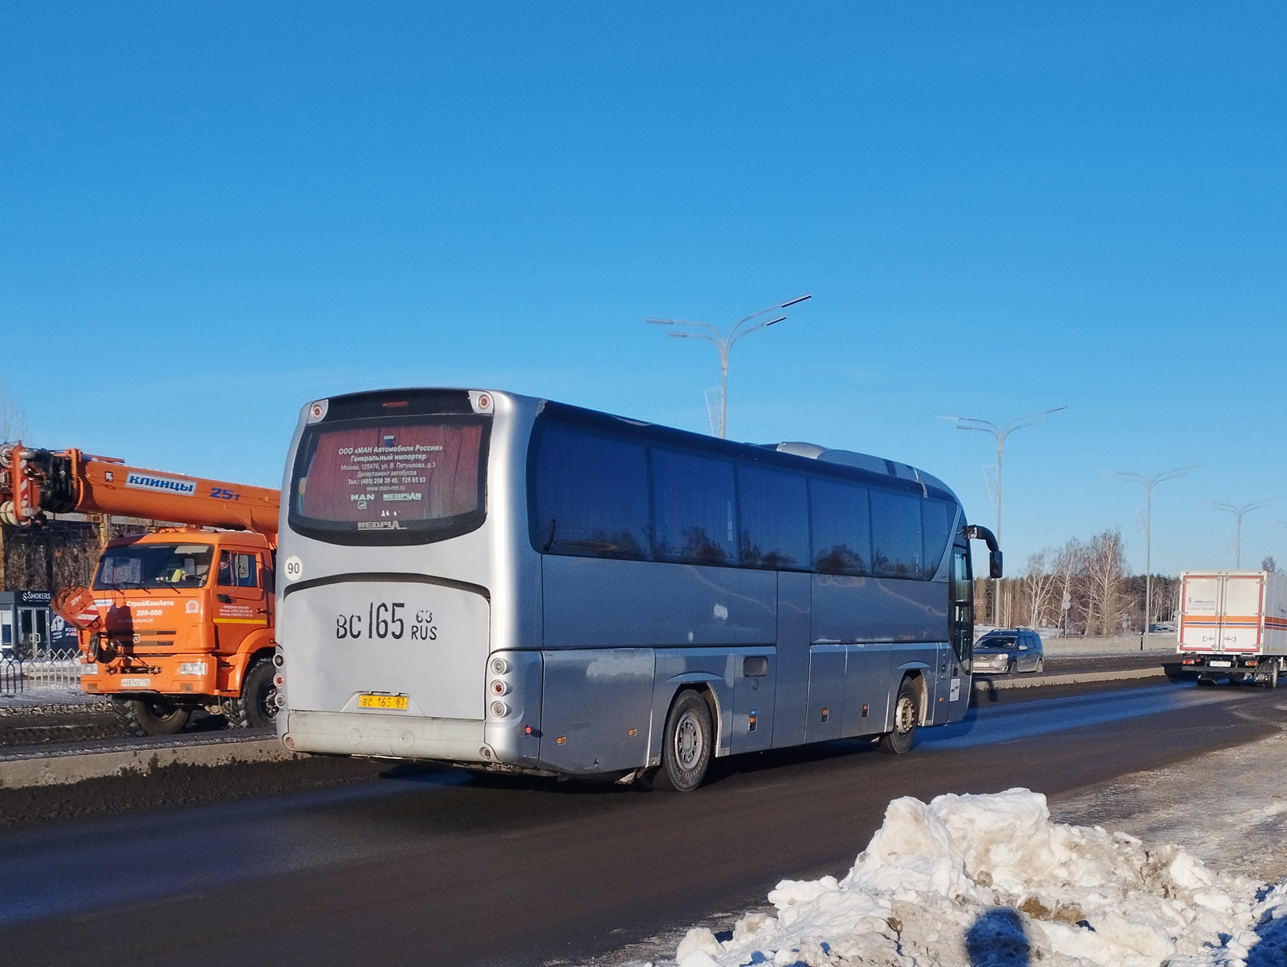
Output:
[1113, 464, 1200, 639]
[1212, 497, 1279, 569]
[940, 405, 1066, 626]
[939, 405, 1068, 545]
[645, 294, 812, 439]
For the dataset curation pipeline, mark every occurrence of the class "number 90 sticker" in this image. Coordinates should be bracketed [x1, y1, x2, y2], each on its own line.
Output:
[283, 556, 304, 582]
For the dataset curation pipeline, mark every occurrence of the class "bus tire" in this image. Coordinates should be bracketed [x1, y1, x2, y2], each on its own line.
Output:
[116, 697, 191, 736]
[223, 658, 278, 729]
[878, 677, 918, 755]
[652, 689, 712, 793]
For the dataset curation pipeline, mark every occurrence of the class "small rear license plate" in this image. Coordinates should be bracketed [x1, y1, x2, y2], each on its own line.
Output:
[358, 694, 408, 710]
[1209, 660, 1232, 668]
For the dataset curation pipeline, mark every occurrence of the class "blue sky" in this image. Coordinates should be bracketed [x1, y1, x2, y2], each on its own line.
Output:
[1, 2, 1284, 577]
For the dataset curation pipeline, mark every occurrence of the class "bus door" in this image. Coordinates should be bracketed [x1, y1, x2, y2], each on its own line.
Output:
[944, 541, 973, 721]
[213, 549, 268, 653]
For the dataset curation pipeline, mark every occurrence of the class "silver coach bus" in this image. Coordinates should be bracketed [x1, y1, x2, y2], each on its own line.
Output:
[275, 388, 1002, 791]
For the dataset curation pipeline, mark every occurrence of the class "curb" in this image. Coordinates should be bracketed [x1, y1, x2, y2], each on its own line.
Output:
[973, 667, 1167, 691]
[0, 735, 296, 789]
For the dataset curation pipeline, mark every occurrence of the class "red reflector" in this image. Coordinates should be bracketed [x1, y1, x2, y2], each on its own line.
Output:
[382, 401, 409, 407]
[524, 725, 533, 735]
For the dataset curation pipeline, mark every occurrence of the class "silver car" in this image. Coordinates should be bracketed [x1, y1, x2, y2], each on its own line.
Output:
[972, 630, 1045, 675]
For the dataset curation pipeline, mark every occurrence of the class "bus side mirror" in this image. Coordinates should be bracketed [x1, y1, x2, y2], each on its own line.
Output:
[962, 524, 1003, 579]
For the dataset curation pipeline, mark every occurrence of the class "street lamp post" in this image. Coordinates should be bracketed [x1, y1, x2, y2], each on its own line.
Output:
[1112, 464, 1200, 643]
[940, 405, 1067, 625]
[1212, 498, 1279, 569]
[645, 294, 811, 439]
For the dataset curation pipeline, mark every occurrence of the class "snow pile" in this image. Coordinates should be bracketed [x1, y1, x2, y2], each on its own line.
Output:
[674, 789, 1287, 967]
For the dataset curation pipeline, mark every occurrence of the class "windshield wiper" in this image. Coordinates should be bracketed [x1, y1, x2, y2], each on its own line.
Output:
[110, 581, 153, 592]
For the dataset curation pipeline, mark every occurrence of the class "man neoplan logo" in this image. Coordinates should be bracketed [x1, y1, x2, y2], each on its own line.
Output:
[125, 472, 197, 496]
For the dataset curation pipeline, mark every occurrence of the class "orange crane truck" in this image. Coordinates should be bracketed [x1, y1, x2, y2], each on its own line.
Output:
[0, 442, 282, 735]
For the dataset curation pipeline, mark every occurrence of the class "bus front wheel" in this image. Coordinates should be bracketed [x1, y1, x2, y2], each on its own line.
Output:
[651, 689, 713, 792]
[878, 677, 918, 755]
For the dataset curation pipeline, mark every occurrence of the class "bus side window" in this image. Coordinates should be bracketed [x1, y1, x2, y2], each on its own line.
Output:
[809, 477, 871, 575]
[532, 425, 650, 560]
[737, 464, 808, 569]
[651, 448, 737, 565]
[870, 488, 923, 578]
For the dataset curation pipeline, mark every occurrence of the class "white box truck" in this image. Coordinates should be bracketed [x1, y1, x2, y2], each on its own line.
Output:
[1177, 570, 1287, 686]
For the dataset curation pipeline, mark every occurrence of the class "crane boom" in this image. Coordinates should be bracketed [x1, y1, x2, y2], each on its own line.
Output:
[0, 443, 279, 539]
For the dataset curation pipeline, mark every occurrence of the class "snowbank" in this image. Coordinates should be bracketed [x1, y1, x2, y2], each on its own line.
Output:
[674, 789, 1287, 967]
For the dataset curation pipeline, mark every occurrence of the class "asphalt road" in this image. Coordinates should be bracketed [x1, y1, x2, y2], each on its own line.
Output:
[0, 654, 1170, 752]
[0, 680, 1281, 967]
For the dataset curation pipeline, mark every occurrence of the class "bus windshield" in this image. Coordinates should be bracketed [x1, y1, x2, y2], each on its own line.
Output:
[94, 543, 214, 590]
[289, 416, 489, 544]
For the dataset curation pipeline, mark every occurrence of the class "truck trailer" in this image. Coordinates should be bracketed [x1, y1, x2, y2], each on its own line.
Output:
[1176, 569, 1286, 686]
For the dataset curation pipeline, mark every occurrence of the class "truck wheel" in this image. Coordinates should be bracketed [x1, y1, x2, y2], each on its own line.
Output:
[651, 689, 712, 792]
[114, 697, 191, 736]
[223, 658, 277, 729]
[1263, 663, 1280, 689]
[878, 677, 918, 754]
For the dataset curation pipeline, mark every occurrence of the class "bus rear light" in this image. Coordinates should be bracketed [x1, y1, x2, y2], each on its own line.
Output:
[490, 680, 509, 696]
[490, 657, 509, 675]
[273, 673, 285, 688]
[490, 701, 510, 718]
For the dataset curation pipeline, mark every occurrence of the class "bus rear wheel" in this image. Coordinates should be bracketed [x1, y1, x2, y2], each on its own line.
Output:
[651, 689, 712, 792]
[878, 677, 918, 754]
[115, 697, 191, 737]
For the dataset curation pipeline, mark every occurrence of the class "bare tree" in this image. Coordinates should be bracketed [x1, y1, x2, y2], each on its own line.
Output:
[1083, 527, 1129, 637]
[1050, 538, 1083, 636]
[0, 383, 27, 442]
[1021, 548, 1061, 628]
[1262, 556, 1278, 574]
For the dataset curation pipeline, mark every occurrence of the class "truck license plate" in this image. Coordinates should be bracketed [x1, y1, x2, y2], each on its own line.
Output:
[120, 677, 151, 688]
[358, 694, 408, 710]
[1209, 660, 1232, 668]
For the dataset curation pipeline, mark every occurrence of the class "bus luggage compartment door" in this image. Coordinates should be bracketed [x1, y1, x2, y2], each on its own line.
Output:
[538, 648, 654, 774]
[281, 579, 490, 719]
[805, 645, 846, 742]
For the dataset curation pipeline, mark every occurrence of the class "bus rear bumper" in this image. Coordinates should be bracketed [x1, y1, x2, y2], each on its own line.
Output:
[281, 709, 489, 762]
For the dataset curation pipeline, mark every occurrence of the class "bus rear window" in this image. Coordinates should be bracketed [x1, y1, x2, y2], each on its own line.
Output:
[289, 416, 489, 545]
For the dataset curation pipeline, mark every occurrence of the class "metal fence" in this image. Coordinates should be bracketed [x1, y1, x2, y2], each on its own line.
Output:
[0, 648, 86, 696]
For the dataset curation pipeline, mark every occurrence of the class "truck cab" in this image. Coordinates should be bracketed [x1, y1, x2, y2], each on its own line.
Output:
[79, 528, 279, 733]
